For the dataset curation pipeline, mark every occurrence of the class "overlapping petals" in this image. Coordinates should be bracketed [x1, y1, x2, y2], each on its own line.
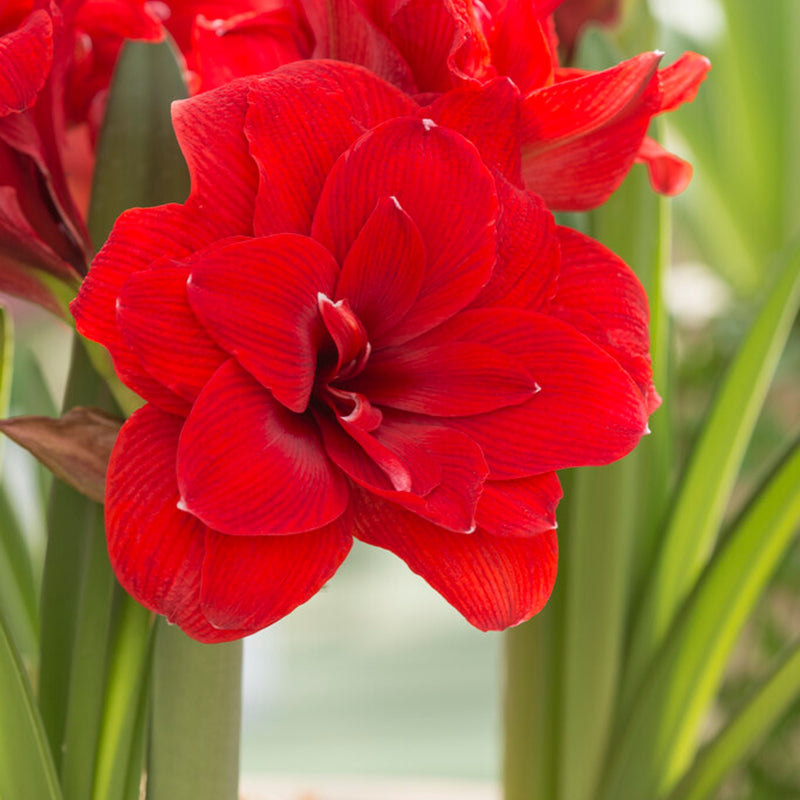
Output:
[73, 61, 658, 640]
[296, 0, 709, 209]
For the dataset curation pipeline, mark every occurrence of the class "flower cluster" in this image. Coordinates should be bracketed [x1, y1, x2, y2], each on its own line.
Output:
[4, 0, 708, 639]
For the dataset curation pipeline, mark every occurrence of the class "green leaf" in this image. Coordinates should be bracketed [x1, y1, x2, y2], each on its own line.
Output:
[0, 606, 62, 800]
[626, 237, 800, 695]
[38, 339, 110, 771]
[601, 438, 800, 800]
[92, 596, 153, 800]
[89, 38, 189, 248]
[0, 308, 39, 665]
[667, 640, 800, 800]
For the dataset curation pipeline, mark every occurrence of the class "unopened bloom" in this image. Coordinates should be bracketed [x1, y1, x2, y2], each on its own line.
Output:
[73, 61, 657, 641]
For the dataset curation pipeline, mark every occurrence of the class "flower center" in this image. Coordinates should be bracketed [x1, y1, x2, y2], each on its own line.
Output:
[315, 293, 380, 431]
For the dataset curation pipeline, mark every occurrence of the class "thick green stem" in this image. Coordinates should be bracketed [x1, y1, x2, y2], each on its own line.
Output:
[147, 620, 242, 800]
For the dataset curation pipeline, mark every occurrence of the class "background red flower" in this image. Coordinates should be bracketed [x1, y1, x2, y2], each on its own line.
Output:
[72, 61, 657, 641]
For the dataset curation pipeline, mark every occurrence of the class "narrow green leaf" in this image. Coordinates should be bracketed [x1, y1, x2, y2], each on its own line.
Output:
[92, 596, 153, 800]
[89, 38, 189, 248]
[0, 606, 62, 800]
[38, 338, 112, 770]
[627, 238, 800, 693]
[60, 517, 116, 800]
[601, 438, 800, 800]
[147, 621, 242, 800]
[666, 641, 800, 800]
[0, 308, 40, 663]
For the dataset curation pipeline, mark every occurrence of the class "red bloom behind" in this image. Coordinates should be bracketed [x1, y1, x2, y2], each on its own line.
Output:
[72, 61, 656, 641]
[156, 0, 314, 93]
[0, 0, 161, 313]
[299, 0, 710, 209]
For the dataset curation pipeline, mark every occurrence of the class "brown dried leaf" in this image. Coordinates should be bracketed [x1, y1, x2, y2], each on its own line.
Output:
[0, 407, 123, 503]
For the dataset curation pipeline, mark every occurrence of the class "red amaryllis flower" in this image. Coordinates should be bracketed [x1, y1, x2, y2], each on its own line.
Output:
[299, 0, 710, 208]
[0, 0, 160, 313]
[72, 61, 656, 642]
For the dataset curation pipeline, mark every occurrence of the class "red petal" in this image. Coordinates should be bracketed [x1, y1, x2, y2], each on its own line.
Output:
[336, 196, 426, 345]
[425, 78, 523, 185]
[476, 473, 562, 537]
[551, 226, 659, 411]
[192, 7, 314, 92]
[187, 234, 339, 413]
[246, 60, 416, 236]
[487, 0, 554, 93]
[199, 518, 352, 631]
[177, 360, 349, 535]
[312, 116, 498, 344]
[71, 203, 228, 414]
[105, 405, 207, 627]
[520, 52, 662, 210]
[657, 52, 711, 114]
[350, 341, 538, 416]
[0, 9, 53, 114]
[469, 180, 560, 311]
[116, 262, 228, 402]
[384, 0, 490, 91]
[172, 79, 259, 234]
[302, 0, 417, 91]
[635, 136, 693, 196]
[352, 489, 558, 630]
[425, 308, 649, 477]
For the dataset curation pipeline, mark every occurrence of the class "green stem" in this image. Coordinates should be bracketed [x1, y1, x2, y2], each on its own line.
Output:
[503, 471, 573, 800]
[147, 620, 242, 800]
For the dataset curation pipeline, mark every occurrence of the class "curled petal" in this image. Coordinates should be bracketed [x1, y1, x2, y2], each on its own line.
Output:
[177, 360, 349, 535]
[656, 52, 711, 114]
[635, 136, 693, 196]
[352, 489, 558, 630]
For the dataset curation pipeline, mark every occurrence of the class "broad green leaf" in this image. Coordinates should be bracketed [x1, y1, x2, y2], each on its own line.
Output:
[89, 39, 189, 248]
[0, 606, 62, 800]
[601, 438, 800, 800]
[666, 640, 800, 800]
[627, 238, 800, 695]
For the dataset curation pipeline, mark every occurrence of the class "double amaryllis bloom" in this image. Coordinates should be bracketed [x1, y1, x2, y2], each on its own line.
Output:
[73, 61, 658, 641]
